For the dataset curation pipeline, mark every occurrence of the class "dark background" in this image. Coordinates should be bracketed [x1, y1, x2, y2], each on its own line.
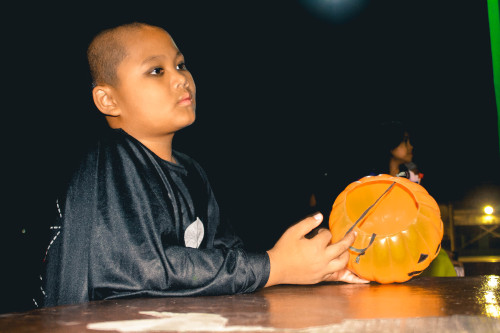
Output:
[3, 0, 499, 313]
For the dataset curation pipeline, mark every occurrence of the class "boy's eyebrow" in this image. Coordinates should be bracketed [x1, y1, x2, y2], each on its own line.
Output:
[141, 52, 183, 65]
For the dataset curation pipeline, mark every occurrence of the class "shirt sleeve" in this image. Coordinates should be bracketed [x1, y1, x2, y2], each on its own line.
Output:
[157, 245, 269, 296]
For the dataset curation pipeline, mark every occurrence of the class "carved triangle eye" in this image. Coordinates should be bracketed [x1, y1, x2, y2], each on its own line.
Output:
[418, 253, 429, 263]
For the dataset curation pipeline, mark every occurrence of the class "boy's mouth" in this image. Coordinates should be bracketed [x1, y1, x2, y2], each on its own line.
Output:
[177, 93, 193, 106]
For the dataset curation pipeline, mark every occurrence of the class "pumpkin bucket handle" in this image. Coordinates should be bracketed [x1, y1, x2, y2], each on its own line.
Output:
[344, 181, 396, 263]
[351, 233, 377, 263]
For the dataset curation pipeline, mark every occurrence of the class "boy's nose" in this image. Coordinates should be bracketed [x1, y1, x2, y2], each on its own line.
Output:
[173, 72, 189, 89]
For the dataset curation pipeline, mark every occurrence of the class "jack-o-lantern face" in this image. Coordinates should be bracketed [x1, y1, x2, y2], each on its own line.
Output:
[329, 174, 443, 283]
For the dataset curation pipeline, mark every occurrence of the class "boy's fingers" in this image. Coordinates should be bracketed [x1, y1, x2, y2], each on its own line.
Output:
[289, 213, 323, 238]
[338, 269, 370, 284]
[325, 268, 370, 284]
[345, 274, 370, 284]
[314, 228, 334, 245]
[325, 231, 356, 259]
[326, 250, 350, 272]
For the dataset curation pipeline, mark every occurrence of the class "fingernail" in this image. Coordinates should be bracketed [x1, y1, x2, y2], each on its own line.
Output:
[313, 213, 322, 221]
[354, 231, 358, 237]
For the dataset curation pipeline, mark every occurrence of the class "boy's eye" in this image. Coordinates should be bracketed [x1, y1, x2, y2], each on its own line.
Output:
[176, 62, 187, 71]
[149, 67, 164, 75]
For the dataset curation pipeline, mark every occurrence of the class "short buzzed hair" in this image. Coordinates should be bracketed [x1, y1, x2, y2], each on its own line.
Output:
[87, 22, 155, 87]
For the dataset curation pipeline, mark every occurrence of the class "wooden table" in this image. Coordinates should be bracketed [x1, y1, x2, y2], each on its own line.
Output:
[1, 276, 499, 332]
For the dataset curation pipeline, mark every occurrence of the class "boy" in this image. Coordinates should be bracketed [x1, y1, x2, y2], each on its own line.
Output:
[41, 22, 367, 307]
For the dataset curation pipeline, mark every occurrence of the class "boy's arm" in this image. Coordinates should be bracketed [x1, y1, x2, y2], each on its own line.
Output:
[157, 244, 269, 295]
[265, 213, 369, 287]
[154, 213, 365, 298]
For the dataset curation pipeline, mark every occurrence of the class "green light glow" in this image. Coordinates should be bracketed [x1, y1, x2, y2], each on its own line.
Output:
[487, 0, 500, 153]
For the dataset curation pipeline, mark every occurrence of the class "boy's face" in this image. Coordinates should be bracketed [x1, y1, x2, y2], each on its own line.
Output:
[391, 135, 413, 164]
[111, 27, 196, 139]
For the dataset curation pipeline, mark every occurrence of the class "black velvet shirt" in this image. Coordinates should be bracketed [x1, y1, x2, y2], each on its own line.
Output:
[42, 129, 270, 307]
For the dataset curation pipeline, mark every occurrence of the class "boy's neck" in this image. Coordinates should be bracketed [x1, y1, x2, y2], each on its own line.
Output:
[108, 123, 177, 163]
[137, 135, 176, 163]
[389, 158, 400, 176]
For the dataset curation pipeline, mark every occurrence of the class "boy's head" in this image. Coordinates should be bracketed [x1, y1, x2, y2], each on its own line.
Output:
[87, 22, 196, 140]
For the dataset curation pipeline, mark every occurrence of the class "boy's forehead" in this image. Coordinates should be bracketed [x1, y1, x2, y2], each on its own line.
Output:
[122, 27, 179, 61]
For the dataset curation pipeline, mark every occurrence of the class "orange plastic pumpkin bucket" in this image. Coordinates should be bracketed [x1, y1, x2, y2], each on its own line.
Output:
[329, 174, 443, 283]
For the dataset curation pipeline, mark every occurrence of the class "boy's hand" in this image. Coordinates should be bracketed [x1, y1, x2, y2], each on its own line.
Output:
[324, 268, 370, 283]
[265, 213, 369, 287]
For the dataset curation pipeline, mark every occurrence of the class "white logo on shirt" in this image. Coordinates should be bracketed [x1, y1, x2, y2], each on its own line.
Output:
[184, 217, 204, 248]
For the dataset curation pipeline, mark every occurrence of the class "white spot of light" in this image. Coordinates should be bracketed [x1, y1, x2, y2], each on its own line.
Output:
[299, 0, 370, 23]
[484, 205, 494, 215]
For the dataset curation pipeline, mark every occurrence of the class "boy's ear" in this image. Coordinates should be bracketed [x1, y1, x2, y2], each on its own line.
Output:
[92, 85, 120, 117]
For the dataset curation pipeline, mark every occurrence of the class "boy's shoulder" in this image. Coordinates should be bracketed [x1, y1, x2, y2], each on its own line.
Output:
[60, 128, 209, 186]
